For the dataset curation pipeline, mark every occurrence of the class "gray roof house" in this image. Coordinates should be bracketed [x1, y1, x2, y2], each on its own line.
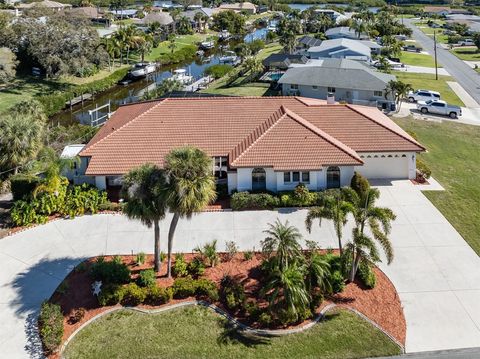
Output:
[325, 26, 369, 40]
[262, 54, 308, 70]
[278, 58, 396, 109]
[307, 38, 372, 61]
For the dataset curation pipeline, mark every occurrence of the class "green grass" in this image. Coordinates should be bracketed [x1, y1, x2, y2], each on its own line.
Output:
[414, 21, 448, 43]
[393, 72, 464, 107]
[63, 306, 402, 359]
[396, 118, 480, 254]
[450, 47, 480, 61]
[143, 33, 210, 62]
[399, 51, 440, 68]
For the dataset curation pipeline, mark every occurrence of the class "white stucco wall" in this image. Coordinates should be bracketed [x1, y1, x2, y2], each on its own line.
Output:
[95, 176, 107, 190]
[355, 152, 413, 179]
[227, 172, 237, 193]
[237, 168, 252, 192]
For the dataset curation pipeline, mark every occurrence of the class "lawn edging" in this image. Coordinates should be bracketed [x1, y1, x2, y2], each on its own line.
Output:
[59, 300, 405, 357]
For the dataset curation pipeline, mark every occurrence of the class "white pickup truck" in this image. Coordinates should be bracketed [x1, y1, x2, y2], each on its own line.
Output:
[417, 100, 462, 118]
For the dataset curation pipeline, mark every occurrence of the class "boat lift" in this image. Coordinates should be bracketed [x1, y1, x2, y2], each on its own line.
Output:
[88, 101, 111, 127]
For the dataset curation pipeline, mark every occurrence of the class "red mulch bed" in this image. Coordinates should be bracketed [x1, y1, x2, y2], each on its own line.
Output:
[47, 253, 405, 359]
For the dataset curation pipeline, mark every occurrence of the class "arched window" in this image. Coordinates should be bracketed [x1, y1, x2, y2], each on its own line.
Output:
[252, 168, 266, 192]
[326, 166, 340, 189]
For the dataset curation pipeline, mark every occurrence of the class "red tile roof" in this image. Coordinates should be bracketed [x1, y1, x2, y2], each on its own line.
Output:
[80, 97, 424, 175]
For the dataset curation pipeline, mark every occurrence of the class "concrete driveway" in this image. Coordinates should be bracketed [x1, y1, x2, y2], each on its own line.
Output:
[1, 180, 480, 357]
[394, 103, 480, 127]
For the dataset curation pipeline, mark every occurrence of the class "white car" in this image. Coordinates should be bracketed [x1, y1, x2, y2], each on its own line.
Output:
[408, 90, 441, 103]
[458, 39, 475, 46]
[416, 100, 462, 118]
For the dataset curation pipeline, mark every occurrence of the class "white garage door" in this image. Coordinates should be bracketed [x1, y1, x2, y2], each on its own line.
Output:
[356, 155, 409, 179]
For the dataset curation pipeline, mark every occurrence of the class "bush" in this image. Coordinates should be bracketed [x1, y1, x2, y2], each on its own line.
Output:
[220, 275, 246, 311]
[416, 158, 432, 180]
[205, 64, 233, 79]
[10, 174, 40, 201]
[187, 256, 206, 277]
[196, 278, 219, 301]
[225, 241, 238, 261]
[194, 240, 219, 267]
[351, 171, 370, 197]
[329, 270, 346, 294]
[279, 191, 319, 207]
[358, 261, 376, 289]
[172, 277, 219, 301]
[135, 252, 146, 266]
[10, 200, 48, 227]
[137, 269, 156, 287]
[98, 201, 124, 212]
[145, 285, 173, 305]
[231, 192, 279, 210]
[97, 284, 125, 306]
[38, 301, 64, 354]
[69, 308, 86, 324]
[90, 257, 131, 285]
[121, 283, 147, 305]
[245, 301, 261, 321]
[243, 250, 254, 261]
[172, 254, 189, 277]
[259, 312, 272, 326]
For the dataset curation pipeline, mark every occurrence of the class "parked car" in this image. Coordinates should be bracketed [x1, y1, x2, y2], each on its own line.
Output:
[403, 44, 421, 53]
[416, 100, 462, 118]
[408, 90, 441, 103]
[458, 39, 475, 46]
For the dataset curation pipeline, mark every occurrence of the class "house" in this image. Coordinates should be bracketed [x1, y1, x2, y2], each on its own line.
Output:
[218, 2, 257, 14]
[325, 26, 369, 40]
[182, 8, 214, 31]
[307, 38, 372, 61]
[424, 6, 451, 16]
[60, 145, 90, 184]
[313, 9, 349, 24]
[17, 0, 72, 11]
[136, 11, 174, 31]
[296, 35, 323, 54]
[262, 53, 308, 70]
[68, 6, 103, 21]
[278, 58, 396, 109]
[77, 97, 424, 196]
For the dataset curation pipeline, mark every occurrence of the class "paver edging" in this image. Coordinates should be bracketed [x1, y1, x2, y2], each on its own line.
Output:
[58, 300, 404, 358]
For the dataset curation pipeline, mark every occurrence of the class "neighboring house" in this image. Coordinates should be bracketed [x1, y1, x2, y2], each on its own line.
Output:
[218, 2, 257, 14]
[424, 6, 471, 16]
[359, 40, 382, 55]
[325, 26, 369, 40]
[17, 0, 72, 11]
[68, 6, 103, 20]
[278, 58, 396, 109]
[60, 145, 91, 184]
[262, 53, 308, 70]
[296, 35, 323, 54]
[77, 97, 424, 197]
[313, 9, 349, 24]
[108, 9, 137, 19]
[182, 8, 214, 31]
[445, 14, 480, 32]
[307, 38, 372, 61]
[136, 11, 174, 32]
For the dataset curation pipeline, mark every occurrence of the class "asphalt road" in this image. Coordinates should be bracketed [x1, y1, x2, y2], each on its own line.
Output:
[373, 347, 480, 359]
[404, 18, 480, 105]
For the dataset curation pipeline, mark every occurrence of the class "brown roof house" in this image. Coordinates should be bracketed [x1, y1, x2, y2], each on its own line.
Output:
[78, 97, 424, 194]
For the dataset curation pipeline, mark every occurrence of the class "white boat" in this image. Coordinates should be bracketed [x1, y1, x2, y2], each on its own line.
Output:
[219, 51, 237, 63]
[218, 30, 231, 41]
[172, 69, 194, 85]
[199, 40, 215, 50]
[129, 62, 156, 79]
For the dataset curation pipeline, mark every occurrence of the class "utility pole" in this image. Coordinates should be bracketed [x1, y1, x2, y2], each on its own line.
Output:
[434, 30, 438, 80]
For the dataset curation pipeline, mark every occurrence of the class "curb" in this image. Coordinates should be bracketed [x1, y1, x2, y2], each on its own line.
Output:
[59, 301, 404, 357]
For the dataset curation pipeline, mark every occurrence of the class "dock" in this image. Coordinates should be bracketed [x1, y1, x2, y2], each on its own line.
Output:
[65, 93, 93, 108]
[184, 76, 214, 92]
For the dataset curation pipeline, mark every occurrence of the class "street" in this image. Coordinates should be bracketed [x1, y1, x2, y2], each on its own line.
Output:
[374, 347, 480, 359]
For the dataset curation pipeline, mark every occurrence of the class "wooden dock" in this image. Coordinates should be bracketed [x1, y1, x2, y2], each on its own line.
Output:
[65, 93, 93, 108]
[184, 76, 214, 92]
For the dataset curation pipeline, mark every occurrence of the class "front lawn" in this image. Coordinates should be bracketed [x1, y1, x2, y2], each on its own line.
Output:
[63, 306, 402, 359]
[450, 47, 480, 62]
[399, 51, 439, 68]
[204, 82, 273, 96]
[393, 72, 464, 107]
[396, 118, 480, 254]
[143, 33, 210, 62]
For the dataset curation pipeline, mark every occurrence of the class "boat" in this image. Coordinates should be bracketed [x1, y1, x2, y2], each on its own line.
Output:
[172, 69, 194, 85]
[129, 62, 156, 79]
[219, 51, 238, 63]
[196, 50, 205, 56]
[218, 30, 231, 41]
[199, 40, 215, 50]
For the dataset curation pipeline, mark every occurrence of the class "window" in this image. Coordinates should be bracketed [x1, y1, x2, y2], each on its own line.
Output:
[214, 156, 228, 179]
[432, 102, 445, 107]
[283, 171, 309, 183]
[302, 172, 310, 182]
[312, 85, 318, 89]
[326, 166, 340, 189]
[327, 87, 336, 93]
[374, 90, 383, 97]
[284, 172, 291, 182]
[290, 84, 298, 90]
[292, 171, 300, 182]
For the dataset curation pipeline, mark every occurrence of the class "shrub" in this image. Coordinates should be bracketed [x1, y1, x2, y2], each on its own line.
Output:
[351, 171, 370, 197]
[194, 240, 219, 267]
[416, 158, 432, 180]
[135, 252, 146, 266]
[10, 200, 48, 227]
[98, 201, 124, 212]
[121, 283, 147, 305]
[10, 174, 40, 201]
[172, 277, 197, 298]
[258, 312, 272, 326]
[97, 284, 124, 306]
[225, 241, 238, 261]
[90, 257, 131, 285]
[145, 286, 173, 305]
[329, 270, 346, 294]
[196, 278, 219, 301]
[358, 261, 376, 289]
[231, 192, 279, 210]
[187, 256, 206, 277]
[245, 301, 261, 321]
[279, 191, 319, 207]
[38, 301, 64, 354]
[69, 308, 86, 324]
[137, 269, 156, 287]
[243, 250, 253, 261]
[205, 64, 233, 79]
[172, 254, 189, 277]
[221, 275, 246, 311]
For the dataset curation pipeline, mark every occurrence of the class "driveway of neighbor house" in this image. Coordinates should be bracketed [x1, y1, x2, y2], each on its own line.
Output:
[1, 180, 480, 357]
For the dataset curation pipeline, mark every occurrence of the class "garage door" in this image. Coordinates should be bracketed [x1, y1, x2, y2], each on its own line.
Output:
[355, 155, 409, 179]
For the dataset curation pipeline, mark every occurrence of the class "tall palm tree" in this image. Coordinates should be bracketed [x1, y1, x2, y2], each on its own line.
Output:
[163, 146, 216, 277]
[385, 79, 413, 112]
[343, 186, 396, 282]
[262, 219, 303, 271]
[193, 11, 203, 32]
[349, 18, 367, 39]
[167, 34, 176, 54]
[122, 164, 167, 272]
[305, 190, 354, 256]
[304, 251, 332, 295]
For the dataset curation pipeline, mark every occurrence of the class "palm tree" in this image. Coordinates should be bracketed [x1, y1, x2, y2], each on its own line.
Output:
[350, 18, 367, 39]
[163, 146, 216, 278]
[122, 164, 167, 272]
[279, 30, 296, 54]
[262, 219, 303, 271]
[167, 34, 176, 54]
[305, 190, 354, 256]
[385, 79, 413, 112]
[137, 33, 154, 62]
[193, 11, 203, 32]
[343, 186, 396, 282]
[304, 251, 332, 295]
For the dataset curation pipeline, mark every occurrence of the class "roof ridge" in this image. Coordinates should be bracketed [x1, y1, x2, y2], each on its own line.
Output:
[229, 107, 287, 166]
[281, 107, 363, 164]
[345, 104, 426, 151]
[81, 100, 167, 155]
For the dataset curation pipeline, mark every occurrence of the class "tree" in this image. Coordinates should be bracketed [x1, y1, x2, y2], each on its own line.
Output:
[262, 219, 302, 271]
[305, 190, 354, 256]
[350, 18, 367, 39]
[167, 34, 176, 54]
[473, 32, 480, 53]
[343, 185, 396, 282]
[122, 164, 167, 272]
[177, 16, 193, 35]
[279, 31, 296, 54]
[0, 47, 17, 83]
[193, 11, 203, 32]
[137, 33, 154, 62]
[211, 10, 246, 35]
[163, 147, 216, 277]
[385, 79, 413, 112]
[303, 251, 332, 296]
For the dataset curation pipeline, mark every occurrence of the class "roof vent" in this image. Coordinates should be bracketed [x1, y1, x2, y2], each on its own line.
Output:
[327, 92, 335, 105]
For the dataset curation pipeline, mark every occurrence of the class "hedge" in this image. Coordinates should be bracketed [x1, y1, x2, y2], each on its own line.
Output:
[10, 174, 40, 201]
[38, 301, 64, 354]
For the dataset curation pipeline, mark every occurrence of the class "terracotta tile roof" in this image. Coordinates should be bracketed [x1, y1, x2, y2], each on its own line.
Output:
[80, 97, 424, 175]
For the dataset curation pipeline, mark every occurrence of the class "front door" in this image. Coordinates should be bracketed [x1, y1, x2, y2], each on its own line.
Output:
[252, 168, 266, 192]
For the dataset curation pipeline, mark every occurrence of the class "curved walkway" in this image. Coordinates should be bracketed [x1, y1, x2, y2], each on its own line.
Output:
[1, 180, 480, 357]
